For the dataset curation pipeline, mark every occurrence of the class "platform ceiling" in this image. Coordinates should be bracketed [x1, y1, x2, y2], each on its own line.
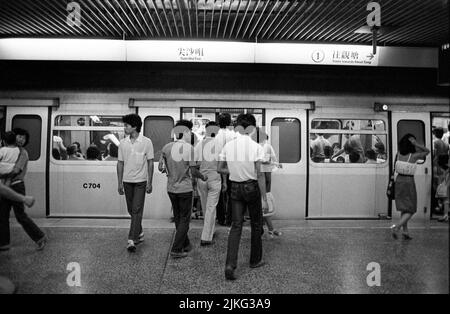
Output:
[0, 0, 448, 47]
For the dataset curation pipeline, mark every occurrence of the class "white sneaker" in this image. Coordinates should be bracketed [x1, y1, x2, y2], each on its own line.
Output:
[127, 240, 136, 252]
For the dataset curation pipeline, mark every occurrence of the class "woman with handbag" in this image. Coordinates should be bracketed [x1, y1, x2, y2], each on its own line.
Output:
[436, 154, 449, 222]
[390, 134, 430, 240]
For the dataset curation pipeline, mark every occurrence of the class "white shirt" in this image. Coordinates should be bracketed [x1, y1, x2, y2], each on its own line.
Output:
[214, 128, 237, 156]
[219, 135, 264, 182]
[118, 134, 154, 183]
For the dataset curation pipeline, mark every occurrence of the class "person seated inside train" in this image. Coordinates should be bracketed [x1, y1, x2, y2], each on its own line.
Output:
[104, 143, 118, 161]
[86, 146, 101, 161]
[374, 141, 387, 161]
[324, 145, 333, 163]
[365, 149, 378, 164]
[349, 151, 362, 163]
[67, 144, 85, 160]
[332, 132, 365, 161]
[335, 156, 345, 163]
[72, 142, 85, 159]
[310, 133, 331, 163]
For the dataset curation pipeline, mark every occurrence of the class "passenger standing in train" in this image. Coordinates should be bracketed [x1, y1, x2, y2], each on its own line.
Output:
[160, 120, 207, 258]
[218, 113, 268, 280]
[0, 128, 47, 251]
[442, 123, 450, 147]
[195, 121, 221, 246]
[215, 113, 236, 226]
[310, 133, 331, 163]
[117, 114, 154, 253]
[333, 133, 365, 162]
[436, 154, 449, 222]
[390, 134, 430, 240]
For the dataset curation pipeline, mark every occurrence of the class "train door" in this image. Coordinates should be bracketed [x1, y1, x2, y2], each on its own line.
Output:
[49, 104, 133, 217]
[391, 112, 432, 222]
[308, 109, 390, 218]
[5, 106, 49, 218]
[265, 108, 307, 219]
[137, 102, 178, 218]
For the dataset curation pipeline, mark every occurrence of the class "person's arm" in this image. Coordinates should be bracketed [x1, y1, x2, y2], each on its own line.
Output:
[190, 165, 207, 181]
[0, 182, 34, 207]
[332, 148, 345, 159]
[117, 161, 124, 195]
[146, 159, 154, 194]
[410, 137, 430, 160]
[256, 161, 268, 212]
[217, 160, 229, 175]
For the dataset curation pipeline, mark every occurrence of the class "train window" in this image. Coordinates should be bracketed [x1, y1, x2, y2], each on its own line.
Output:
[309, 133, 388, 164]
[271, 118, 301, 163]
[11, 115, 42, 161]
[53, 115, 125, 161]
[181, 107, 264, 142]
[312, 119, 385, 131]
[397, 120, 425, 146]
[310, 119, 388, 164]
[144, 116, 174, 161]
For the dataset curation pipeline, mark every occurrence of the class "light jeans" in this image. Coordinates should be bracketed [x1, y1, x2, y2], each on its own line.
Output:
[197, 170, 221, 242]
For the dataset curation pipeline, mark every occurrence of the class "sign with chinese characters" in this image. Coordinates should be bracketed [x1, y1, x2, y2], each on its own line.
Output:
[177, 47, 204, 61]
[256, 43, 379, 66]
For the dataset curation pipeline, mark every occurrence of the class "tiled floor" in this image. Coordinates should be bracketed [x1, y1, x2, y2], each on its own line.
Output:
[0, 219, 448, 294]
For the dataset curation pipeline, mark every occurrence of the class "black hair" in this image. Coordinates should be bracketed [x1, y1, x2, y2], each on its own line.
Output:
[349, 151, 360, 163]
[109, 144, 118, 158]
[324, 146, 333, 159]
[122, 114, 142, 133]
[437, 154, 449, 171]
[52, 148, 61, 160]
[205, 121, 219, 137]
[332, 143, 341, 150]
[236, 113, 256, 129]
[174, 119, 193, 140]
[73, 142, 81, 151]
[374, 141, 385, 153]
[366, 149, 377, 161]
[86, 146, 100, 160]
[398, 133, 416, 155]
[2, 131, 16, 146]
[433, 127, 444, 139]
[67, 144, 77, 156]
[12, 128, 30, 147]
[218, 113, 231, 129]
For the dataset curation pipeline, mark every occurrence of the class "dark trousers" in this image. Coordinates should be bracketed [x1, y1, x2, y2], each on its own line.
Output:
[0, 182, 45, 246]
[225, 180, 263, 269]
[168, 192, 192, 253]
[123, 181, 146, 242]
[217, 175, 232, 225]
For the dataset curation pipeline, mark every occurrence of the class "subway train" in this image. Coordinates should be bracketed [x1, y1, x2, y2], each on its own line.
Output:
[1, 91, 448, 222]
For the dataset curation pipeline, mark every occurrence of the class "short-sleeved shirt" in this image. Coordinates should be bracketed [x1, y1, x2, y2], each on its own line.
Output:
[219, 135, 264, 182]
[434, 139, 449, 158]
[310, 136, 331, 160]
[194, 137, 219, 174]
[260, 142, 278, 173]
[161, 140, 196, 193]
[118, 134, 154, 183]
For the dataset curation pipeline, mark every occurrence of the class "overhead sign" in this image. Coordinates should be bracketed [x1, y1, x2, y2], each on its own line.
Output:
[256, 43, 379, 66]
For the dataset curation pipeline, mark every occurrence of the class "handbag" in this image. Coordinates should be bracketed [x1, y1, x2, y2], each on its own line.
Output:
[386, 154, 397, 200]
[435, 172, 449, 198]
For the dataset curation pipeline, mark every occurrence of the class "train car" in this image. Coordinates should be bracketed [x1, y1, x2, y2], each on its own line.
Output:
[1, 91, 448, 222]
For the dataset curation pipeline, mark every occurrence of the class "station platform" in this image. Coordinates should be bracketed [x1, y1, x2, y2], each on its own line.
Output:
[1, 219, 448, 294]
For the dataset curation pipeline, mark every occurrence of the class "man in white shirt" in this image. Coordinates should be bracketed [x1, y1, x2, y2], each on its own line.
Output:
[117, 114, 154, 253]
[218, 113, 268, 280]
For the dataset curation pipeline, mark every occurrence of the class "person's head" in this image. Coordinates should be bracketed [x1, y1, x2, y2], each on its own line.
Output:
[235, 113, 256, 135]
[366, 149, 377, 161]
[332, 143, 341, 153]
[12, 128, 30, 147]
[437, 154, 449, 171]
[336, 156, 345, 163]
[52, 148, 61, 160]
[218, 113, 231, 129]
[2, 131, 16, 146]
[398, 133, 416, 155]
[122, 114, 142, 135]
[433, 127, 444, 140]
[344, 141, 353, 154]
[86, 146, 100, 160]
[349, 151, 360, 163]
[374, 141, 385, 154]
[324, 146, 333, 159]
[73, 142, 81, 152]
[173, 119, 193, 140]
[108, 143, 118, 158]
[67, 144, 78, 156]
[205, 121, 219, 138]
